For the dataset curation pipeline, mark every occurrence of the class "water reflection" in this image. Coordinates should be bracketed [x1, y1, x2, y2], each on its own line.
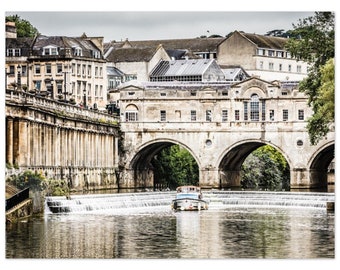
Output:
[6, 207, 334, 259]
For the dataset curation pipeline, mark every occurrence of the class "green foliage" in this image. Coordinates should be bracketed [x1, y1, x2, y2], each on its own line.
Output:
[285, 12, 335, 145]
[307, 58, 335, 145]
[43, 179, 70, 196]
[6, 170, 45, 191]
[6, 14, 39, 37]
[241, 145, 289, 190]
[152, 145, 199, 189]
[6, 170, 69, 196]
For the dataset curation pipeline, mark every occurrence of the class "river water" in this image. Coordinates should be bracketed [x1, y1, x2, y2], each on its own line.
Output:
[5, 191, 335, 260]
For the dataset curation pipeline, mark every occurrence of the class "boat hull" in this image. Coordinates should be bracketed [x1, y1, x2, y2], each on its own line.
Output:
[171, 198, 208, 211]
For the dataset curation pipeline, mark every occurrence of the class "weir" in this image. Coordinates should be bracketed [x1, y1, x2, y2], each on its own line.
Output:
[45, 190, 335, 214]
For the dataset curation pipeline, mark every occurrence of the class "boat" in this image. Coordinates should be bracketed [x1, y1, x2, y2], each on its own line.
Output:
[171, 185, 209, 211]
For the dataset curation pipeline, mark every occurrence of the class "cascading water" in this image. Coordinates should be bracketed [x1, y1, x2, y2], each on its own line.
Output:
[45, 190, 334, 214]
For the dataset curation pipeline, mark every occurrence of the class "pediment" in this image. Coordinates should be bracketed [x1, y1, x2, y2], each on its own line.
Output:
[231, 77, 278, 98]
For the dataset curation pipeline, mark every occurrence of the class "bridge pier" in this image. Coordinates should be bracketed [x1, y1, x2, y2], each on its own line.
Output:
[290, 168, 328, 189]
[199, 168, 220, 189]
[218, 170, 241, 189]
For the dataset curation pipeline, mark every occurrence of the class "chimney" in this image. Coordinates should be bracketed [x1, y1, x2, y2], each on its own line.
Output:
[6, 21, 17, 38]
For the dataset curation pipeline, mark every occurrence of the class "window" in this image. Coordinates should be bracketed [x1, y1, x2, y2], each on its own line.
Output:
[257, 49, 265, 55]
[279, 64, 282, 71]
[269, 62, 274, 70]
[283, 109, 288, 121]
[276, 51, 283, 57]
[95, 85, 98, 97]
[222, 110, 228, 122]
[57, 82, 62, 94]
[34, 80, 41, 91]
[206, 110, 212, 122]
[250, 94, 260, 121]
[71, 63, 76, 75]
[298, 110, 304, 120]
[262, 101, 266, 121]
[74, 47, 82, 56]
[244, 102, 248, 121]
[191, 110, 197, 121]
[297, 65, 302, 73]
[34, 64, 41, 74]
[9, 65, 15, 75]
[125, 111, 138, 122]
[269, 110, 274, 121]
[288, 65, 292, 72]
[6, 48, 21, 57]
[46, 63, 52, 74]
[21, 65, 27, 76]
[88, 65, 92, 77]
[160, 110, 166, 121]
[235, 110, 240, 121]
[268, 50, 275, 57]
[259, 61, 264, 69]
[77, 64, 81, 76]
[43, 46, 58, 56]
[57, 64, 63, 74]
[82, 64, 86, 76]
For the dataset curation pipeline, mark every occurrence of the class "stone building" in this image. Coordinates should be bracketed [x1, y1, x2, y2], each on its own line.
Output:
[105, 44, 171, 83]
[217, 31, 309, 81]
[104, 37, 224, 61]
[28, 34, 107, 109]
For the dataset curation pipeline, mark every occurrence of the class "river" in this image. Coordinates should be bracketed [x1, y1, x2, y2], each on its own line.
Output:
[6, 190, 335, 260]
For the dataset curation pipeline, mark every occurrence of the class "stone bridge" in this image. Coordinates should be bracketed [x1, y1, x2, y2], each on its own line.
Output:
[118, 78, 335, 189]
[5, 77, 335, 191]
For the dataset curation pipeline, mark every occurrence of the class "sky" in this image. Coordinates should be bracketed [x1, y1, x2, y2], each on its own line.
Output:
[5, 11, 316, 42]
[3, 0, 336, 43]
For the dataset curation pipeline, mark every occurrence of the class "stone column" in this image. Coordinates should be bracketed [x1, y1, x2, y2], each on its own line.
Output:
[13, 118, 28, 166]
[6, 117, 14, 165]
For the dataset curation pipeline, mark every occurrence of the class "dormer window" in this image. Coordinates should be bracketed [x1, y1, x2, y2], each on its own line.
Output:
[6, 48, 21, 57]
[43, 46, 58, 56]
[92, 50, 101, 58]
[74, 47, 82, 56]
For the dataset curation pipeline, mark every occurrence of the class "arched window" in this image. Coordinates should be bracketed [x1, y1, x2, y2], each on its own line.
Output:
[250, 94, 260, 121]
[125, 104, 138, 122]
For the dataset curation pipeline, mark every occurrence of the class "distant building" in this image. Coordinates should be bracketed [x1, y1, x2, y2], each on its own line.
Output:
[5, 37, 33, 91]
[104, 37, 224, 61]
[149, 59, 226, 82]
[105, 44, 171, 83]
[217, 31, 309, 81]
[28, 34, 107, 109]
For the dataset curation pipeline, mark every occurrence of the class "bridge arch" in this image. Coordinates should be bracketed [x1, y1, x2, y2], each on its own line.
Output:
[123, 138, 201, 189]
[217, 139, 292, 188]
[307, 141, 335, 189]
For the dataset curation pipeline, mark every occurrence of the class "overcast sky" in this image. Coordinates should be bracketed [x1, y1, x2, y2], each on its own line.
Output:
[5, 11, 317, 42]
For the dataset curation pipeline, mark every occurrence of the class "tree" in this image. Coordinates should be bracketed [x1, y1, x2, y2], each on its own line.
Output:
[285, 12, 335, 145]
[6, 14, 39, 37]
[306, 58, 335, 145]
[152, 145, 199, 189]
[241, 145, 289, 190]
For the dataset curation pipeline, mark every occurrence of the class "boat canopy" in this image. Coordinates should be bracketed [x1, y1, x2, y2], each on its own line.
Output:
[176, 186, 201, 193]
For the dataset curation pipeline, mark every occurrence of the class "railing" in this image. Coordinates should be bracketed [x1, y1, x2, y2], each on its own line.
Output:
[5, 90, 119, 124]
[6, 187, 30, 212]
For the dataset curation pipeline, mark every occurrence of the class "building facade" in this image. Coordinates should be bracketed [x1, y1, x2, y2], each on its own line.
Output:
[217, 31, 309, 81]
[27, 34, 107, 109]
